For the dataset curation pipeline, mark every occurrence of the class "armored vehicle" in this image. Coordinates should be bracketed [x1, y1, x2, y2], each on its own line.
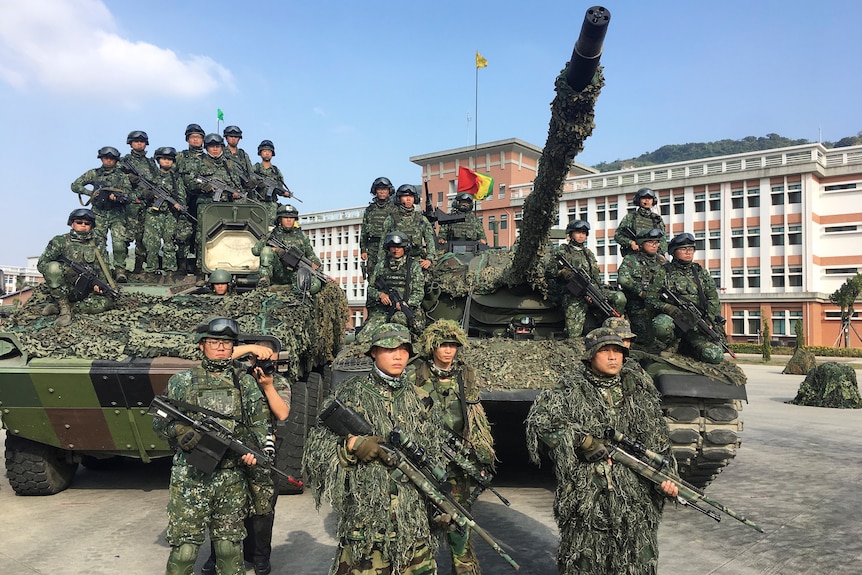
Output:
[0, 201, 348, 495]
[334, 6, 745, 489]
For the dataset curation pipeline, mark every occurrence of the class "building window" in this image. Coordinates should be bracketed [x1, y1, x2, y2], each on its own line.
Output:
[788, 183, 802, 204]
[824, 183, 857, 191]
[747, 228, 760, 248]
[825, 267, 859, 275]
[673, 198, 685, 215]
[695, 193, 706, 213]
[788, 225, 802, 245]
[825, 225, 858, 233]
[771, 226, 785, 246]
[609, 244, 618, 256]
[609, 203, 618, 220]
[710, 269, 721, 288]
[731, 310, 761, 337]
[748, 274, 761, 289]
[731, 228, 744, 249]
[660, 196, 670, 216]
[709, 230, 721, 250]
[731, 268, 744, 289]
[771, 185, 785, 206]
[596, 205, 606, 222]
[772, 267, 785, 288]
[747, 188, 760, 208]
[731, 189, 744, 209]
[695, 232, 706, 251]
[789, 267, 802, 287]
[709, 192, 721, 211]
[500, 214, 508, 230]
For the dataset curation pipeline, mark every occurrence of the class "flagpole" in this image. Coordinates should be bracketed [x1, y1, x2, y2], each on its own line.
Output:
[474, 54, 479, 159]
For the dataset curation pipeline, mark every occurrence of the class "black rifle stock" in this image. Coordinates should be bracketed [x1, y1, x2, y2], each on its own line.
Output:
[148, 395, 302, 488]
[122, 159, 197, 222]
[603, 427, 762, 532]
[658, 286, 736, 358]
[194, 175, 241, 203]
[57, 254, 121, 300]
[266, 238, 331, 285]
[556, 254, 620, 318]
[318, 398, 520, 570]
[373, 276, 416, 325]
[90, 181, 133, 207]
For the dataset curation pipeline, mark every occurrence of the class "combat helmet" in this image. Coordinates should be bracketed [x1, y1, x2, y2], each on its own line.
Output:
[126, 130, 149, 145]
[207, 269, 234, 286]
[257, 140, 275, 156]
[194, 316, 240, 343]
[453, 192, 474, 212]
[565, 219, 591, 236]
[223, 125, 243, 138]
[668, 232, 696, 253]
[370, 177, 394, 195]
[275, 204, 300, 224]
[204, 133, 225, 147]
[636, 228, 664, 245]
[633, 187, 658, 205]
[184, 123, 205, 138]
[582, 327, 628, 361]
[154, 147, 177, 160]
[383, 232, 410, 251]
[509, 315, 536, 340]
[97, 146, 121, 160]
[417, 319, 467, 357]
[395, 184, 420, 203]
[67, 208, 96, 227]
[364, 322, 413, 357]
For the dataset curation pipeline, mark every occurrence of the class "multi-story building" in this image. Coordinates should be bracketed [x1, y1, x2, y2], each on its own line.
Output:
[1, 257, 43, 294]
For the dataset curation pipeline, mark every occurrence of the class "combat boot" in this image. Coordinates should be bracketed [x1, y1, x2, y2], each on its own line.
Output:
[257, 275, 270, 289]
[41, 302, 59, 316]
[56, 299, 72, 328]
[114, 268, 128, 283]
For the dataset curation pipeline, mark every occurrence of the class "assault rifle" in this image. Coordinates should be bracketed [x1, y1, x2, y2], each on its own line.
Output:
[122, 159, 196, 222]
[266, 238, 332, 285]
[319, 398, 520, 570]
[373, 276, 417, 326]
[556, 254, 620, 318]
[603, 428, 763, 532]
[258, 174, 301, 203]
[89, 181, 133, 207]
[148, 395, 302, 488]
[194, 175, 243, 203]
[658, 286, 736, 358]
[56, 254, 120, 300]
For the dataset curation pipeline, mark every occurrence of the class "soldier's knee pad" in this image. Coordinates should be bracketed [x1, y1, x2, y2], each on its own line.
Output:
[42, 261, 65, 289]
[166, 543, 198, 575]
[700, 344, 724, 364]
[652, 314, 676, 345]
[608, 290, 627, 312]
[259, 246, 274, 270]
[213, 539, 243, 575]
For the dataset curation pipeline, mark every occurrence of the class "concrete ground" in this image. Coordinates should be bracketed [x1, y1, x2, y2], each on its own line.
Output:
[1, 363, 861, 574]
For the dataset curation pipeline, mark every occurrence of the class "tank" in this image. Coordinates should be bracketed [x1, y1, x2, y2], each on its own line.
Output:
[334, 6, 746, 489]
[0, 201, 348, 495]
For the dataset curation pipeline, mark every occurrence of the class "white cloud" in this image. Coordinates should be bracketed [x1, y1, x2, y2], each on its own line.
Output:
[0, 0, 233, 103]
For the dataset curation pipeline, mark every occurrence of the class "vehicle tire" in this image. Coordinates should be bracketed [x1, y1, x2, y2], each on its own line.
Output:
[275, 379, 307, 495]
[4, 434, 78, 496]
[305, 372, 324, 428]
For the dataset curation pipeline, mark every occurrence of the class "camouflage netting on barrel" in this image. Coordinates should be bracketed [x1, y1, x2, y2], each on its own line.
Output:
[788, 361, 862, 408]
[782, 347, 817, 375]
[9, 282, 348, 382]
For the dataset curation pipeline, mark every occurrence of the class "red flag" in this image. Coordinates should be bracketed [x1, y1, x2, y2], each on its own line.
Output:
[457, 166, 479, 194]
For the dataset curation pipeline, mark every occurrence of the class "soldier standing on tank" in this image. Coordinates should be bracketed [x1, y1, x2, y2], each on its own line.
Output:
[554, 220, 626, 339]
[153, 317, 272, 575]
[381, 184, 437, 270]
[36, 208, 115, 327]
[361, 232, 425, 342]
[525, 327, 678, 575]
[360, 177, 398, 279]
[614, 187, 668, 259]
[174, 123, 206, 274]
[223, 125, 256, 182]
[438, 193, 487, 247]
[617, 228, 665, 342]
[253, 204, 321, 289]
[414, 320, 495, 575]
[648, 233, 726, 364]
[253, 140, 290, 222]
[121, 130, 157, 275]
[140, 147, 189, 280]
[304, 322, 448, 575]
[70, 146, 135, 283]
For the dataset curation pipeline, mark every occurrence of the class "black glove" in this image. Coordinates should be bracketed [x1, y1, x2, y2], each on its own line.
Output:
[579, 434, 609, 463]
[174, 423, 201, 452]
[352, 435, 385, 463]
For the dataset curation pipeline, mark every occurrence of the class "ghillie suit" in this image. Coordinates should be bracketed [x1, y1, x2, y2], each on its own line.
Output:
[782, 347, 817, 375]
[788, 362, 862, 408]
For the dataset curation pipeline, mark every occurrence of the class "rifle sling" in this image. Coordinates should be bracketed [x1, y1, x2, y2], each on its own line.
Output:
[92, 248, 117, 290]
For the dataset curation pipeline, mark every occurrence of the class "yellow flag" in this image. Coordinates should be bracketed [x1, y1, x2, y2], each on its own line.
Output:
[476, 51, 488, 68]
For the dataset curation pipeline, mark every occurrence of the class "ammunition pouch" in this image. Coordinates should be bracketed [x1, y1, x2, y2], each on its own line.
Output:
[185, 431, 231, 474]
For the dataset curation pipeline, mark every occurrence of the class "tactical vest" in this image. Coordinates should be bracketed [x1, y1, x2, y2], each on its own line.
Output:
[560, 242, 595, 276]
[378, 255, 413, 302]
[189, 366, 242, 433]
[392, 211, 429, 257]
[149, 170, 181, 212]
[63, 234, 99, 266]
[443, 212, 482, 241]
[363, 201, 395, 242]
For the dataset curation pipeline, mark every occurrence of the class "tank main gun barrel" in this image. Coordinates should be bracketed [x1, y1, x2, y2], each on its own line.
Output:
[565, 6, 611, 91]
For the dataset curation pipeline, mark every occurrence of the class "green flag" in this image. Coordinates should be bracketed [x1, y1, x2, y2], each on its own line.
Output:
[217, 108, 224, 121]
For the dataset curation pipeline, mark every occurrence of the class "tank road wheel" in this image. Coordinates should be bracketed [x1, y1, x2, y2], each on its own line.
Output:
[4, 435, 78, 495]
[663, 398, 744, 489]
[276, 378, 308, 495]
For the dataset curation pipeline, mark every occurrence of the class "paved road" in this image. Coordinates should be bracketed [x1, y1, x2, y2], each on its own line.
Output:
[2, 364, 861, 574]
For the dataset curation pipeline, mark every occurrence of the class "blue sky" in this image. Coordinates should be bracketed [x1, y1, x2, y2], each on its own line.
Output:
[2, 0, 861, 265]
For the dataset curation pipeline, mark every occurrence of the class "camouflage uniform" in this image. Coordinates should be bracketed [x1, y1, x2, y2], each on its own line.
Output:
[361, 199, 399, 276]
[381, 207, 437, 265]
[525, 330, 672, 575]
[617, 250, 664, 341]
[252, 223, 321, 287]
[187, 153, 245, 206]
[36, 229, 114, 316]
[614, 207, 668, 257]
[70, 165, 135, 276]
[361, 252, 425, 341]
[226, 147, 256, 183]
[174, 145, 205, 268]
[153, 360, 270, 575]
[554, 240, 625, 338]
[122, 149, 158, 271]
[439, 211, 486, 243]
[253, 162, 287, 222]
[648, 259, 724, 364]
[141, 168, 189, 274]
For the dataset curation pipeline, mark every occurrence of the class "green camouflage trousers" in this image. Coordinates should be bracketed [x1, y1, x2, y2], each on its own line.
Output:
[40, 264, 114, 313]
[445, 478, 481, 575]
[563, 291, 627, 338]
[143, 209, 178, 272]
[331, 540, 436, 575]
[174, 217, 194, 262]
[653, 313, 724, 363]
[258, 246, 296, 286]
[92, 209, 130, 271]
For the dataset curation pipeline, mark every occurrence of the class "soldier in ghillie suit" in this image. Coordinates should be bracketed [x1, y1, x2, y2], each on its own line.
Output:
[525, 327, 678, 575]
[789, 362, 862, 408]
[438, 193, 487, 245]
[554, 220, 625, 338]
[614, 187, 668, 259]
[361, 232, 425, 343]
[152, 317, 273, 575]
[413, 319, 494, 575]
[649, 233, 725, 364]
[36, 208, 114, 327]
[617, 228, 665, 342]
[381, 184, 437, 270]
[253, 204, 321, 289]
[303, 323, 447, 575]
[360, 177, 399, 277]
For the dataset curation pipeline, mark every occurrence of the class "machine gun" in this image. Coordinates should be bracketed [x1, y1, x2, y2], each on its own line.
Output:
[56, 254, 121, 300]
[318, 397, 520, 571]
[148, 395, 302, 488]
[373, 276, 417, 327]
[603, 427, 762, 532]
[658, 286, 736, 358]
[266, 237, 332, 285]
[556, 254, 620, 318]
[121, 159, 196, 222]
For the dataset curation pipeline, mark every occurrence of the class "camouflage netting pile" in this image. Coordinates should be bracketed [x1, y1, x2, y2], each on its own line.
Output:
[788, 361, 862, 408]
[430, 250, 517, 298]
[9, 282, 348, 382]
[633, 349, 748, 388]
[783, 347, 817, 375]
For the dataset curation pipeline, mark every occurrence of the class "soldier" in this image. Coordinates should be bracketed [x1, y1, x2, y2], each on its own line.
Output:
[525, 327, 678, 575]
[360, 177, 398, 278]
[174, 123, 206, 273]
[508, 315, 536, 340]
[140, 147, 189, 280]
[152, 317, 272, 575]
[223, 125, 256, 182]
[122, 130, 157, 274]
[554, 220, 626, 339]
[616, 228, 665, 341]
[438, 192, 487, 246]
[70, 146, 135, 282]
[649, 233, 725, 364]
[360, 232, 425, 342]
[36, 208, 115, 327]
[304, 322, 447, 575]
[414, 320, 495, 575]
[206, 269, 235, 296]
[191, 133, 246, 204]
[253, 140, 290, 222]
[252, 204, 320, 289]
[614, 187, 668, 258]
[381, 184, 437, 270]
